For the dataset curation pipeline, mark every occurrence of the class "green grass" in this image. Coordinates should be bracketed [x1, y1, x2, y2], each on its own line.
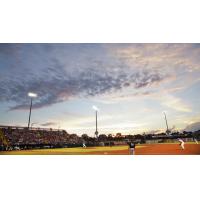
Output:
[0, 145, 145, 155]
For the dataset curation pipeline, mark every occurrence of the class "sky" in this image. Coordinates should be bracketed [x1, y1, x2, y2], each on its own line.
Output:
[0, 43, 200, 136]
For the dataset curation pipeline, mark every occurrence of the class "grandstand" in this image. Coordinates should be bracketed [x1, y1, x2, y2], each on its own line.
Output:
[0, 125, 82, 150]
[0, 128, 10, 150]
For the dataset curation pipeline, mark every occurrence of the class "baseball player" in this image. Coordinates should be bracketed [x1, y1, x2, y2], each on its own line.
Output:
[178, 138, 185, 150]
[128, 142, 136, 155]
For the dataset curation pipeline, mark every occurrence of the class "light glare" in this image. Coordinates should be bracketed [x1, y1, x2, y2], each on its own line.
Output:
[92, 105, 99, 111]
[28, 92, 37, 98]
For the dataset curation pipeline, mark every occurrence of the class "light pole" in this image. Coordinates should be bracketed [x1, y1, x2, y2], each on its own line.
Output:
[163, 111, 170, 135]
[92, 105, 99, 138]
[28, 92, 37, 130]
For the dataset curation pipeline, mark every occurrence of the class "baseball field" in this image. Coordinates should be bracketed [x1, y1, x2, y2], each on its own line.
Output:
[1, 142, 200, 155]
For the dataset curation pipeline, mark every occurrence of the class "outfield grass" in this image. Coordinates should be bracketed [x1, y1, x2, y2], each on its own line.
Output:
[0, 145, 145, 155]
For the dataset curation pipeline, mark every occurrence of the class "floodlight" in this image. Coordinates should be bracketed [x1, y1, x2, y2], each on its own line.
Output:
[28, 92, 37, 98]
[92, 105, 99, 111]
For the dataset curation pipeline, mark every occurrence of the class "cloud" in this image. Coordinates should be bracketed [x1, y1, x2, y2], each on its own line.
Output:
[110, 44, 200, 74]
[94, 90, 156, 104]
[160, 95, 192, 113]
[145, 129, 164, 134]
[40, 122, 58, 127]
[184, 122, 200, 132]
[0, 44, 170, 110]
[1, 44, 200, 111]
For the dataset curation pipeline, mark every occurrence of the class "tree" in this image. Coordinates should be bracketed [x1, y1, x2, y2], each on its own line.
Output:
[116, 133, 122, 138]
[81, 134, 89, 140]
[98, 134, 107, 141]
[108, 134, 113, 140]
[70, 134, 79, 139]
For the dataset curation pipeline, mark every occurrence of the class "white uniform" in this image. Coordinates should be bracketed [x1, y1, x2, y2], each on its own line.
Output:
[83, 143, 86, 148]
[178, 139, 185, 150]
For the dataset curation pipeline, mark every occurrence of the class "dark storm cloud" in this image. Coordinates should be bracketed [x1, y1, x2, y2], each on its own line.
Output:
[0, 44, 168, 110]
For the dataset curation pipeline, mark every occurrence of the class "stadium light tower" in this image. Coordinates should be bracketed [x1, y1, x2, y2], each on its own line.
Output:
[163, 111, 170, 135]
[92, 105, 99, 138]
[28, 92, 37, 130]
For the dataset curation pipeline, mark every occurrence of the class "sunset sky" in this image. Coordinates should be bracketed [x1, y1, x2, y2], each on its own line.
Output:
[0, 44, 200, 136]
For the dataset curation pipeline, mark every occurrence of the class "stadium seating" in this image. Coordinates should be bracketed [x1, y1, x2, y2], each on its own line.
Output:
[0, 127, 82, 150]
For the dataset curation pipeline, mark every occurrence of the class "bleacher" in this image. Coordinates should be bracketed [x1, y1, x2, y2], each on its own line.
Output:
[0, 126, 82, 150]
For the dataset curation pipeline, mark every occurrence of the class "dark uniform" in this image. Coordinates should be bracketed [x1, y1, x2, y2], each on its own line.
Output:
[128, 142, 135, 155]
